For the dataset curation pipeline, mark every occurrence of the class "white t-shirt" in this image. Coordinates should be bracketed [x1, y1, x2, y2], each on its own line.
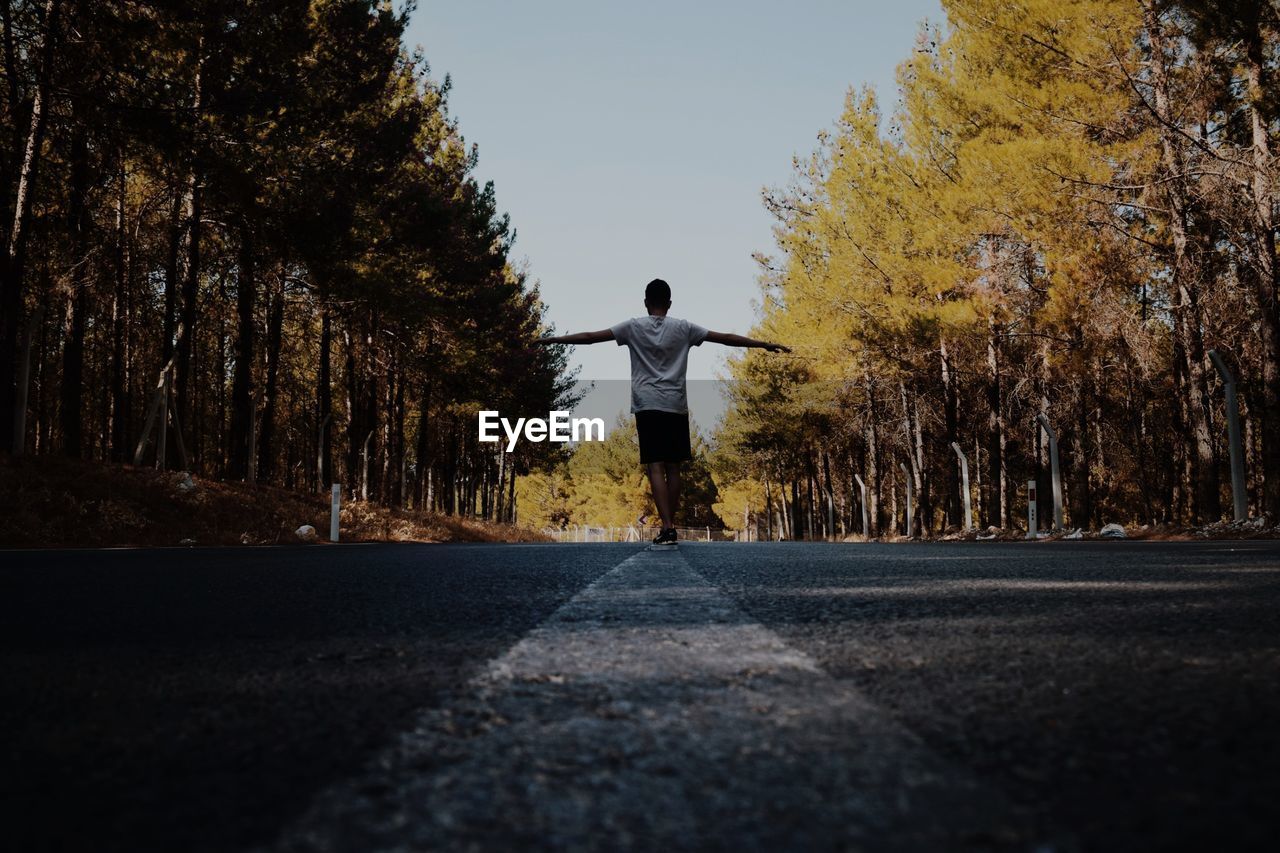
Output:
[610, 315, 709, 413]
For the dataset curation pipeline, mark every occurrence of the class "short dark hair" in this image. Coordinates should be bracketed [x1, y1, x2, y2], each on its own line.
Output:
[645, 278, 671, 304]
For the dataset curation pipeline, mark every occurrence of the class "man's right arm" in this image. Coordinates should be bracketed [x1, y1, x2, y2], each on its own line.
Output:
[534, 329, 616, 345]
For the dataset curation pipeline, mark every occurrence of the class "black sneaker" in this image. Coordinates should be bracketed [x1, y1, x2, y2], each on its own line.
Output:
[652, 527, 678, 546]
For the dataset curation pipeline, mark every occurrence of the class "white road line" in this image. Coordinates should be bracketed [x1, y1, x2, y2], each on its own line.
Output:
[274, 548, 1040, 852]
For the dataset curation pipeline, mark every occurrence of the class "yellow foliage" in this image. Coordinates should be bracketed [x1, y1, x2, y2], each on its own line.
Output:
[711, 476, 766, 531]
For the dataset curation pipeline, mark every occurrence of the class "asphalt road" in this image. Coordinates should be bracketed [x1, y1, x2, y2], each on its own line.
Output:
[2, 541, 1278, 851]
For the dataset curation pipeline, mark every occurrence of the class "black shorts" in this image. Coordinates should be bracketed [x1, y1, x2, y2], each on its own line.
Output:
[636, 410, 692, 464]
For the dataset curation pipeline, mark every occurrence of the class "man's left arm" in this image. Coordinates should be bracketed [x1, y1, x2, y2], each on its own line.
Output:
[703, 330, 790, 353]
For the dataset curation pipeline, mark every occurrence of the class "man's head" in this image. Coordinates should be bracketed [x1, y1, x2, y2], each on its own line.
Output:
[644, 278, 671, 315]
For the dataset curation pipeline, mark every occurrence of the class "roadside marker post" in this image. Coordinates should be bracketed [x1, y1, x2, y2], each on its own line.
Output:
[1026, 480, 1038, 539]
[1208, 349, 1248, 523]
[330, 484, 341, 542]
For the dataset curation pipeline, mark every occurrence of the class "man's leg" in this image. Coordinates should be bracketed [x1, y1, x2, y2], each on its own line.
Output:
[646, 461, 674, 529]
[664, 462, 682, 524]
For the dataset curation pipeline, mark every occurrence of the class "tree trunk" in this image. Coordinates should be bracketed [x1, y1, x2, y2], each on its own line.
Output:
[864, 380, 880, 535]
[227, 227, 255, 480]
[1073, 375, 1093, 527]
[821, 450, 835, 540]
[415, 379, 432, 507]
[0, 0, 61, 450]
[162, 186, 182, 366]
[2, 1, 20, 151]
[1146, 2, 1219, 522]
[444, 424, 457, 514]
[888, 462, 899, 535]
[379, 349, 394, 505]
[911, 393, 927, 533]
[940, 337, 959, 527]
[258, 270, 284, 482]
[898, 381, 924, 534]
[495, 447, 507, 522]
[214, 297, 226, 475]
[34, 302, 50, 452]
[506, 450, 517, 523]
[109, 157, 130, 461]
[175, 44, 203, 462]
[805, 457, 816, 539]
[344, 326, 359, 492]
[1246, 405, 1262, 515]
[764, 477, 773, 540]
[318, 302, 332, 490]
[984, 321, 1006, 527]
[775, 481, 785, 538]
[791, 479, 802, 540]
[60, 125, 89, 457]
[973, 433, 982, 518]
[381, 350, 394, 506]
[392, 357, 404, 507]
[1243, 18, 1280, 520]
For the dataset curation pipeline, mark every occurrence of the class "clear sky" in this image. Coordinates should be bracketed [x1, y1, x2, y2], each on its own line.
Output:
[405, 0, 943, 382]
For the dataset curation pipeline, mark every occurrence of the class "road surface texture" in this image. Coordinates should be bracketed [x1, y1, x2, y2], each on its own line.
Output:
[2, 541, 1278, 851]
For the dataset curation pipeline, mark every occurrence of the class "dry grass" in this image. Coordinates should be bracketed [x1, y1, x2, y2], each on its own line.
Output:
[0, 455, 549, 549]
[845, 521, 1279, 543]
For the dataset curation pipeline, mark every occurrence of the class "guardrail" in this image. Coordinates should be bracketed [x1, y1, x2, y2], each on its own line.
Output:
[542, 525, 744, 543]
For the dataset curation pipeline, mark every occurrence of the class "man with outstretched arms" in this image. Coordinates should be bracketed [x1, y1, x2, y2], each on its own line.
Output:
[535, 278, 789, 547]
